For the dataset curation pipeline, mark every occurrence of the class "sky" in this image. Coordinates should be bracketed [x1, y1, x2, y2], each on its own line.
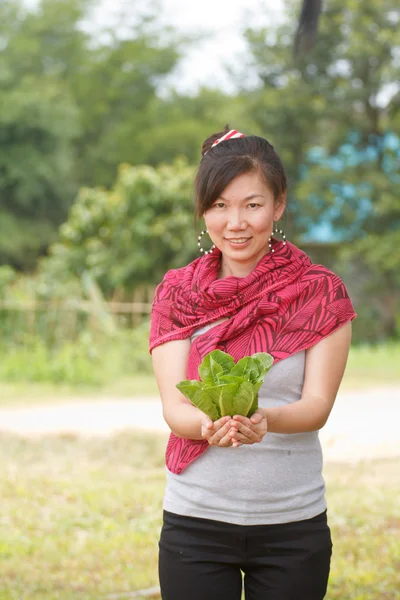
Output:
[22, 0, 286, 93]
[158, 0, 285, 92]
[90, 0, 286, 94]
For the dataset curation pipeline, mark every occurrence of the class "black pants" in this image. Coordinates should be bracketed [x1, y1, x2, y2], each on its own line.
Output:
[159, 510, 332, 600]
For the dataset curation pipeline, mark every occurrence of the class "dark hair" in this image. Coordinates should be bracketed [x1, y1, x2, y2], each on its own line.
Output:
[195, 125, 287, 218]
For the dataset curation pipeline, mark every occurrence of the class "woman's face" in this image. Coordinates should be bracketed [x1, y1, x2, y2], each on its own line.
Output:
[203, 170, 286, 276]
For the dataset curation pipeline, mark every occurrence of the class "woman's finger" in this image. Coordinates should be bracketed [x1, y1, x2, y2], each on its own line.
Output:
[201, 416, 229, 439]
[214, 416, 232, 429]
[201, 415, 214, 430]
[233, 422, 257, 440]
[232, 430, 258, 444]
[207, 421, 232, 445]
[249, 412, 263, 424]
[217, 429, 235, 447]
[232, 420, 267, 444]
[232, 415, 252, 427]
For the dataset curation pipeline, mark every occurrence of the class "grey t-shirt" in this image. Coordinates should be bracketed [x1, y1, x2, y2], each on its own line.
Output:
[163, 326, 326, 526]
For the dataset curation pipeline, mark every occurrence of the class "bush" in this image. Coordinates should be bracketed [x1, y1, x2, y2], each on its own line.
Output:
[45, 160, 198, 296]
[0, 323, 152, 386]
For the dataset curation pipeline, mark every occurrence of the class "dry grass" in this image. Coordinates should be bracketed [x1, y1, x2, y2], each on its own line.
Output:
[0, 430, 399, 599]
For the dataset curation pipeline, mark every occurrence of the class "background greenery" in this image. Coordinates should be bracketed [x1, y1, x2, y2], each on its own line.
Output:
[0, 0, 399, 371]
[0, 2, 399, 597]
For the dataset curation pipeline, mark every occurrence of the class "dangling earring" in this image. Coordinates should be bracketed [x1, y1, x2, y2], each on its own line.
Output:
[197, 230, 216, 255]
[268, 224, 287, 253]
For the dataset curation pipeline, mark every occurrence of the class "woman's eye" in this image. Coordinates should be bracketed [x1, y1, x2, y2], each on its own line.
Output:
[214, 202, 225, 209]
[248, 203, 259, 209]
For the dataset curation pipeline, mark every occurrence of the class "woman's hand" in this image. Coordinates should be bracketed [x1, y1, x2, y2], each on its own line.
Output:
[201, 415, 241, 447]
[229, 410, 268, 447]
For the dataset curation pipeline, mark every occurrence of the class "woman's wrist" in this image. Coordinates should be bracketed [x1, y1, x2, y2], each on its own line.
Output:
[260, 406, 280, 431]
[261, 400, 324, 434]
[165, 403, 205, 440]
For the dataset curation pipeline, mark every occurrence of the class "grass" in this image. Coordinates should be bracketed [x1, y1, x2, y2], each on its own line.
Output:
[0, 432, 168, 600]
[342, 342, 400, 390]
[0, 375, 159, 406]
[0, 430, 399, 600]
[325, 461, 400, 599]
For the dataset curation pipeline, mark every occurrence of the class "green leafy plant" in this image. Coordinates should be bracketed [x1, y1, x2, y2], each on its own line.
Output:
[176, 350, 273, 421]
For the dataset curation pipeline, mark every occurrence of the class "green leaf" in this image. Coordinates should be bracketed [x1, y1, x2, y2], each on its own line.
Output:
[177, 380, 220, 421]
[252, 380, 264, 395]
[217, 374, 248, 386]
[230, 356, 259, 382]
[191, 390, 220, 421]
[198, 350, 235, 386]
[209, 350, 236, 373]
[233, 380, 258, 417]
[204, 382, 241, 417]
[249, 381, 263, 416]
[200, 356, 223, 386]
[252, 353, 274, 381]
[176, 379, 203, 402]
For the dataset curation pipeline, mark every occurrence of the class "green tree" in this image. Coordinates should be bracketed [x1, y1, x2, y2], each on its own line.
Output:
[0, 0, 90, 267]
[44, 160, 199, 296]
[239, 0, 400, 339]
[234, 2, 333, 219]
[294, 0, 400, 339]
[0, 0, 187, 268]
[237, 0, 398, 218]
[131, 88, 238, 166]
[0, 76, 80, 267]
[70, 31, 183, 186]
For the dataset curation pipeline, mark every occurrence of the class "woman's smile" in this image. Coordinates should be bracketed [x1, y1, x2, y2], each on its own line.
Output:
[225, 236, 252, 246]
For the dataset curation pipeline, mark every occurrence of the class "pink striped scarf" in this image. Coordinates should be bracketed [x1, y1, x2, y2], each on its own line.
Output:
[149, 240, 356, 474]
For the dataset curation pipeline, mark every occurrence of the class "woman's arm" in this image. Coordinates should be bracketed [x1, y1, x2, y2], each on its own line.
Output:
[152, 339, 238, 444]
[264, 321, 352, 433]
[231, 321, 352, 442]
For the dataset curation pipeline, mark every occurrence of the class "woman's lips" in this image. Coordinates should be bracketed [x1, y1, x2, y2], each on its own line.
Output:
[224, 237, 252, 247]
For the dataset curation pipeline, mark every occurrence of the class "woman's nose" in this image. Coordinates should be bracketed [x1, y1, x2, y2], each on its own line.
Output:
[227, 210, 246, 230]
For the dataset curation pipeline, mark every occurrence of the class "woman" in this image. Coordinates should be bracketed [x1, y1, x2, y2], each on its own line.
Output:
[149, 127, 356, 600]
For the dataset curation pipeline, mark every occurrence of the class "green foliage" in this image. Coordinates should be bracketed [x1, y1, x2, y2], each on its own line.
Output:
[0, 324, 153, 386]
[0, 0, 398, 344]
[0, 212, 60, 271]
[0, 333, 99, 385]
[135, 89, 238, 166]
[0, 0, 210, 269]
[296, 139, 400, 340]
[44, 161, 198, 293]
[0, 266, 16, 298]
[198, 350, 235, 386]
[343, 342, 400, 388]
[240, 0, 399, 208]
[0, 267, 154, 385]
[0, 0, 88, 267]
[0, 77, 80, 267]
[70, 32, 182, 187]
[239, 0, 400, 340]
[177, 350, 273, 419]
[0, 0, 233, 204]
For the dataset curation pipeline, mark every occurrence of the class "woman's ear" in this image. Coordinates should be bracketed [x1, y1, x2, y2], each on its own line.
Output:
[274, 191, 287, 221]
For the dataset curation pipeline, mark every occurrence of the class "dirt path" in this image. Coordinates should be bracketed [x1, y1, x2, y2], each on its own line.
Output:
[0, 386, 399, 463]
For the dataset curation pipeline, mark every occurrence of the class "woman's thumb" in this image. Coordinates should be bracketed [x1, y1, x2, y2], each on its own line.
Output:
[250, 411, 262, 424]
[202, 415, 213, 429]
